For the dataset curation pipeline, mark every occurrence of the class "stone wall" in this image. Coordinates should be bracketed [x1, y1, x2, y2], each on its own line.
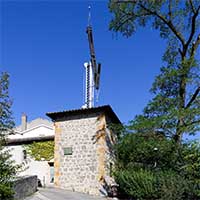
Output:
[54, 112, 116, 196]
[13, 175, 37, 200]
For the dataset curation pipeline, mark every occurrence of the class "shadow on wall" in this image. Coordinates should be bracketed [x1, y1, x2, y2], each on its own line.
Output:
[93, 114, 119, 197]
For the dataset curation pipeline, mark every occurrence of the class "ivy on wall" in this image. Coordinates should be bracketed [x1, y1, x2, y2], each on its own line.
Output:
[24, 141, 54, 161]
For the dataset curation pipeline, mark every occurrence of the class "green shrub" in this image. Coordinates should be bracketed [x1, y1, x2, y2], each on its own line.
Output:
[114, 133, 200, 199]
[0, 183, 14, 200]
[0, 147, 17, 200]
[115, 168, 157, 199]
[115, 168, 197, 200]
[155, 170, 191, 200]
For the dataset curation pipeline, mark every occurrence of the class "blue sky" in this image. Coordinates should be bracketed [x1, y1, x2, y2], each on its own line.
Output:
[0, 0, 166, 125]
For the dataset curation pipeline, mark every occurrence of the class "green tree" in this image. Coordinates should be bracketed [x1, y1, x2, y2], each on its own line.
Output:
[0, 72, 17, 199]
[109, 0, 200, 143]
[114, 132, 200, 199]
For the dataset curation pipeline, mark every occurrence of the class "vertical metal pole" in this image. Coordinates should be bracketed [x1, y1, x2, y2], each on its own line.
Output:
[89, 62, 94, 108]
[84, 62, 94, 108]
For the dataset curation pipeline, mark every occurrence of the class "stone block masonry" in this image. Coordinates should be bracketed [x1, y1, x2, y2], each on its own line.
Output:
[13, 175, 38, 200]
[47, 106, 120, 196]
[54, 115, 98, 194]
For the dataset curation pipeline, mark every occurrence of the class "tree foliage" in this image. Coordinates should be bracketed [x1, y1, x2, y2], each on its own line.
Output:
[109, 0, 200, 143]
[0, 145, 17, 200]
[0, 72, 14, 133]
[114, 132, 200, 199]
[0, 72, 17, 200]
[24, 141, 54, 161]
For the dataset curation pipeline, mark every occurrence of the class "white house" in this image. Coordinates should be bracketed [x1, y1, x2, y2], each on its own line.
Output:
[6, 114, 54, 186]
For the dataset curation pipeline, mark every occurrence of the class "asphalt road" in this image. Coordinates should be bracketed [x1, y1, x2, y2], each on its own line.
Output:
[25, 187, 108, 200]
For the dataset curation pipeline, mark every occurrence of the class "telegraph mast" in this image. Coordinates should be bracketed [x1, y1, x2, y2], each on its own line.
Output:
[83, 6, 101, 108]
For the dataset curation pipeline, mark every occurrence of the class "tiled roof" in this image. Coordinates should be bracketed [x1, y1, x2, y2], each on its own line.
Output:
[46, 105, 121, 124]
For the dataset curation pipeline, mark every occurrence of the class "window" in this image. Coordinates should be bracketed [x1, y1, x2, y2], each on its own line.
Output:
[23, 149, 27, 160]
[63, 147, 73, 155]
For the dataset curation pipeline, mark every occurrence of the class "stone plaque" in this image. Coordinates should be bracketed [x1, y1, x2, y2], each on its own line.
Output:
[63, 147, 73, 155]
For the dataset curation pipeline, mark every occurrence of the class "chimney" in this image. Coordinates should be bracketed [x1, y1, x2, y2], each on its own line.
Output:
[21, 113, 27, 131]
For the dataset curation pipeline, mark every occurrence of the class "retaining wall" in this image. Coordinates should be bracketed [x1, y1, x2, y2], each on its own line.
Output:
[13, 175, 37, 200]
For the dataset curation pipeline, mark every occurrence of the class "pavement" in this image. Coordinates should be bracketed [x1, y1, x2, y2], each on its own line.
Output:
[25, 187, 108, 200]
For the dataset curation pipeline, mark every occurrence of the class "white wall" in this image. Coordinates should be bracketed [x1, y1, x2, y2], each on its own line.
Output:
[8, 144, 52, 186]
[20, 158, 51, 186]
[7, 145, 24, 165]
[9, 126, 54, 140]
[7, 124, 54, 186]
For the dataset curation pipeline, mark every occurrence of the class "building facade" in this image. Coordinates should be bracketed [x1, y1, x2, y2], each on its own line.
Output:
[7, 115, 54, 186]
[47, 105, 120, 196]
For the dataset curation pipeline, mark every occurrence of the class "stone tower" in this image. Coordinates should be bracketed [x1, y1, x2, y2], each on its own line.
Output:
[46, 105, 120, 196]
